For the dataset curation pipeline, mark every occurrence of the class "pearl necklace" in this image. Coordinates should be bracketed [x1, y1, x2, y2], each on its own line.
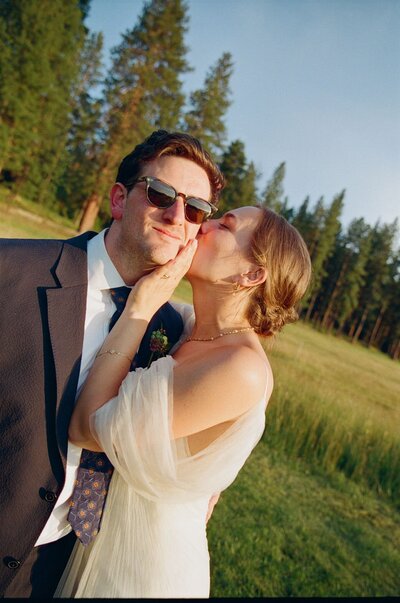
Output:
[186, 327, 254, 342]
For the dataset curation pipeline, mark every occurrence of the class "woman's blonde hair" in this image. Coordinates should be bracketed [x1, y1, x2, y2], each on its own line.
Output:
[246, 207, 312, 337]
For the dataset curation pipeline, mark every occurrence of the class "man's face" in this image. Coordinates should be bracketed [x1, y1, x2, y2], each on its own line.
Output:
[107, 155, 211, 282]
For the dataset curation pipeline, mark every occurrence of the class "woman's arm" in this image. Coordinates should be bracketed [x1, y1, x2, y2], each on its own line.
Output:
[69, 239, 197, 450]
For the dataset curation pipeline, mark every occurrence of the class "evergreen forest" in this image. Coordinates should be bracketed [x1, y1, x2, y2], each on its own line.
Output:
[0, 0, 399, 360]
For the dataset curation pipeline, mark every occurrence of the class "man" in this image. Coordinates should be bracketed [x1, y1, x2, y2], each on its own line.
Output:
[0, 130, 224, 597]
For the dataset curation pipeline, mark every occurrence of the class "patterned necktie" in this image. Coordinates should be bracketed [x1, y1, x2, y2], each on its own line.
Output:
[68, 286, 131, 546]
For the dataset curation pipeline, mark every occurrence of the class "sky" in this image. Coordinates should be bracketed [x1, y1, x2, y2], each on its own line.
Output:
[86, 0, 400, 229]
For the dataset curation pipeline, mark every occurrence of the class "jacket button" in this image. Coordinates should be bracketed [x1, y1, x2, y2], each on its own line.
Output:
[44, 491, 57, 503]
[3, 556, 21, 570]
[39, 487, 58, 503]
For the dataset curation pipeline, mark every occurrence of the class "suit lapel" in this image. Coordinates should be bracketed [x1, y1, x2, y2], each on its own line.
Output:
[46, 233, 95, 460]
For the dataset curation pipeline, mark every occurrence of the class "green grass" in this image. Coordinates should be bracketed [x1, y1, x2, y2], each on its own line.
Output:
[206, 323, 400, 596]
[208, 446, 400, 597]
[172, 277, 193, 304]
[3, 199, 400, 596]
[0, 185, 77, 235]
[265, 322, 400, 505]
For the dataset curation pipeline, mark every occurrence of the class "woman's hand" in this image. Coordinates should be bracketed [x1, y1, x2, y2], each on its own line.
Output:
[124, 238, 198, 321]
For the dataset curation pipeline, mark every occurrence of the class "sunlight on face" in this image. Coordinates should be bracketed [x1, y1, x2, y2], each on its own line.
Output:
[188, 206, 263, 284]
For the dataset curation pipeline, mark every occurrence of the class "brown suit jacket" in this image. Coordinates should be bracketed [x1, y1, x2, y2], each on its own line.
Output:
[0, 232, 183, 594]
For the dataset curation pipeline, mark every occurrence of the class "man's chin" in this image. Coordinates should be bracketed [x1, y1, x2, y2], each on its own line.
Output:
[151, 249, 180, 266]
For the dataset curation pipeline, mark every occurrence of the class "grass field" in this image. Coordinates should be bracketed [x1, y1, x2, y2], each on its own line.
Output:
[2, 198, 400, 597]
[0, 187, 76, 239]
[208, 446, 400, 597]
[207, 323, 400, 597]
[265, 321, 400, 504]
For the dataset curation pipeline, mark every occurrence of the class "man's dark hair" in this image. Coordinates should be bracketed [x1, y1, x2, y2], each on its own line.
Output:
[116, 130, 225, 205]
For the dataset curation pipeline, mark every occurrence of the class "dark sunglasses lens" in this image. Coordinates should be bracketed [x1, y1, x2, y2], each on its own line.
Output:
[145, 178, 212, 224]
[185, 199, 211, 224]
[147, 181, 175, 208]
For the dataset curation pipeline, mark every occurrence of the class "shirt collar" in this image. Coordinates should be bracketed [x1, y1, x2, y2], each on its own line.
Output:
[87, 229, 128, 291]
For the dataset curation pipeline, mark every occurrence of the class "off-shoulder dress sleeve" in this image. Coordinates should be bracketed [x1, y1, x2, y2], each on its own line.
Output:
[90, 356, 267, 503]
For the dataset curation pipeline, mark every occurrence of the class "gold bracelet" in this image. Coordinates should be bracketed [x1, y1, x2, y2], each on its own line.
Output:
[96, 349, 133, 362]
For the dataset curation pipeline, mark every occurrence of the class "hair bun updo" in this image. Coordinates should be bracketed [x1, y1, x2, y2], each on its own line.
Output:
[246, 208, 312, 338]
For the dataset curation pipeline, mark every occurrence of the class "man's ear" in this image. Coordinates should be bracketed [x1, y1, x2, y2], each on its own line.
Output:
[238, 266, 267, 288]
[110, 183, 127, 220]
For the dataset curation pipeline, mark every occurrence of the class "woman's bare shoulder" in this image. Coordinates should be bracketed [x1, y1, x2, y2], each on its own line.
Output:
[215, 345, 272, 401]
[174, 343, 272, 419]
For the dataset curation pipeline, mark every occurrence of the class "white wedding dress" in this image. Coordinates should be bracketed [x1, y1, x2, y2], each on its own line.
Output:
[55, 305, 269, 598]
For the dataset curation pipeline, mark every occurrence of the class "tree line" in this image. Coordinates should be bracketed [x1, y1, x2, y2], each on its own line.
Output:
[0, 0, 398, 359]
[262, 165, 399, 361]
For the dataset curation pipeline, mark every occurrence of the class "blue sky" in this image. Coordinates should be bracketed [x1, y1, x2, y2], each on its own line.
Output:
[86, 0, 400, 229]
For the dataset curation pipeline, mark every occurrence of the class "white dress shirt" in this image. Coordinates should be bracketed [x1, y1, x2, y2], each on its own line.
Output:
[35, 229, 129, 546]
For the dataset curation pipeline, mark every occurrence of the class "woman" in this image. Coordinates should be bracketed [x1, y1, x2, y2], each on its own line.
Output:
[55, 205, 311, 598]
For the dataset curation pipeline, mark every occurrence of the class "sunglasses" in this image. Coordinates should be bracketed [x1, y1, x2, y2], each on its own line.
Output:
[133, 176, 218, 224]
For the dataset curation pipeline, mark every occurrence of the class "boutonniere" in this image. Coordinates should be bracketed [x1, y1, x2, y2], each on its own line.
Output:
[147, 327, 169, 367]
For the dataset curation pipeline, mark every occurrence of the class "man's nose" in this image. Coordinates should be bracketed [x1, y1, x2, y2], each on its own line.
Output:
[162, 196, 186, 225]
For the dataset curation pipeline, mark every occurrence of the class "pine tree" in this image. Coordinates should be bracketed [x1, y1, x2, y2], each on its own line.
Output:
[366, 245, 400, 350]
[0, 0, 86, 204]
[243, 161, 259, 208]
[182, 52, 233, 158]
[318, 218, 371, 331]
[56, 31, 104, 222]
[293, 197, 314, 241]
[261, 162, 285, 212]
[78, 0, 191, 232]
[317, 232, 345, 330]
[383, 251, 400, 359]
[261, 162, 295, 221]
[336, 218, 372, 331]
[302, 197, 326, 259]
[349, 220, 398, 344]
[218, 140, 259, 213]
[304, 191, 345, 320]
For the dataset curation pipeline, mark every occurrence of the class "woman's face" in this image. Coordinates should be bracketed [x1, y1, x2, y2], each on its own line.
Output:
[187, 205, 263, 284]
